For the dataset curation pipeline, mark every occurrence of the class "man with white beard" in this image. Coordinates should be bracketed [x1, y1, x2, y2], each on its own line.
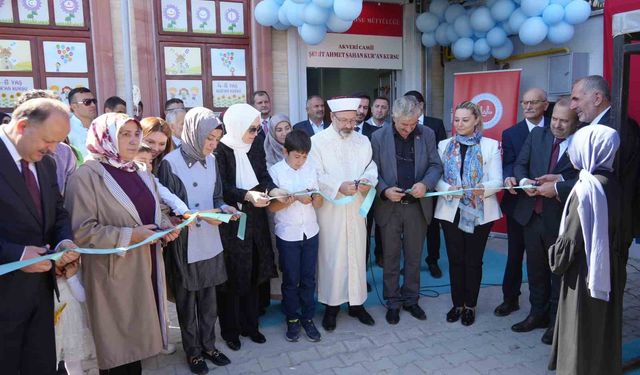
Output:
[310, 97, 379, 332]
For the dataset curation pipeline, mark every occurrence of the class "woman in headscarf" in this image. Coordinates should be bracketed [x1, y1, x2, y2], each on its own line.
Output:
[141, 117, 174, 173]
[64, 113, 181, 374]
[215, 103, 287, 351]
[548, 125, 623, 375]
[158, 107, 238, 374]
[263, 114, 292, 168]
[434, 101, 503, 327]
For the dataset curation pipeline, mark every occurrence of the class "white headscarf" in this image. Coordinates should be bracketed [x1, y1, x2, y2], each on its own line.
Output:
[220, 103, 261, 190]
[559, 125, 620, 301]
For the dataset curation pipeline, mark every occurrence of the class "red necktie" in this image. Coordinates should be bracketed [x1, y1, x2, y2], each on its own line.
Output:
[20, 159, 43, 220]
[534, 139, 562, 214]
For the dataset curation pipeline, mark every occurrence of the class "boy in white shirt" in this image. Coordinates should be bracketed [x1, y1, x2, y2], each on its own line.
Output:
[268, 130, 324, 342]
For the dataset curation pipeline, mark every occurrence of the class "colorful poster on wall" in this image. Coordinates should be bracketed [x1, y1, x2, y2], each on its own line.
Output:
[0, 1, 14, 23]
[212, 80, 246, 107]
[54, 0, 85, 27]
[161, 0, 188, 32]
[46, 76, 89, 104]
[164, 46, 201, 75]
[191, 0, 216, 34]
[18, 0, 50, 25]
[43, 41, 88, 73]
[220, 2, 244, 35]
[211, 49, 245, 76]
[0, 40, 32, 72]
[166, 79, 203, 107]
[0, 76, 34, 108]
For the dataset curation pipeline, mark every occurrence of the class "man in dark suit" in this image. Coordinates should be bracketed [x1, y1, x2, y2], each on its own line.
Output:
[0, 98, 79, 374]
[371, 96, 443, 324]
[511, 98, 579, 345]
[293, 95, 328, 137]
[403, 90, 446, 278]
[495, 88, 550, 317]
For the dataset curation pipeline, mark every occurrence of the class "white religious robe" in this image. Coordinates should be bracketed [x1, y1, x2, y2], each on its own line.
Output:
[310, 125, 378, 306]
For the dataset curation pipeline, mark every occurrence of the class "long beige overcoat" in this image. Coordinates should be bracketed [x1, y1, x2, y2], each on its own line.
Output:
[64, 160, 170, 370]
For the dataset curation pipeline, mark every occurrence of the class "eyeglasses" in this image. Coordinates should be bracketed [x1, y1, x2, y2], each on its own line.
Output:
[247, 126, 260, 134]
[334, 116, 358, 126]
[520, 100, 546, 106]
[73, 98, 97, 106]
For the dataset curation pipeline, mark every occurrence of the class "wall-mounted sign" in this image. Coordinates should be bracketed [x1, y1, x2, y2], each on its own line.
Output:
[211, 48, 245, 77]
[54, 0, 85, 27]
[0, 40, 32, 72]
[46, 76, 89, 105]
[306, 3, 403, 70]
[212, 80, 246, 107]
[0, 1, 14, 23]
[191, 0, 216, 34]
[164, 46, 202, 75]
[43, 41, 88, 73]
[220, 2, 244, 35]
[0, 76, 34, 108]
[18, 0, 50, 25]
[166, 79, 203, 107]
[161, 0, 188, 32]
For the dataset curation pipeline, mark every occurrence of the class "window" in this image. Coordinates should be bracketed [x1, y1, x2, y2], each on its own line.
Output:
[155, 0, 252, 111]
[0, 0, 94, 111]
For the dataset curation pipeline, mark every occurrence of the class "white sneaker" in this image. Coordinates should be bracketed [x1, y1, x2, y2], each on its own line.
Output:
[161, 343, 176, 355]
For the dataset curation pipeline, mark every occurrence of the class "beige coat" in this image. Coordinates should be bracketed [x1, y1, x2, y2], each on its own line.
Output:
[65, 160, 170, 369]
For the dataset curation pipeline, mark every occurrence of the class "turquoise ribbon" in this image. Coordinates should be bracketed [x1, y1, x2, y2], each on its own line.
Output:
[404, 185, 538, 197]
[270, 183, 376, 218]
[0, 211, 244, 276]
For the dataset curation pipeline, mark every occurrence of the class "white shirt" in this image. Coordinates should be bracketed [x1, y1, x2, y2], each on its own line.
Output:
[590, 107, 611, 126]
[0, 126, 39, 187]
[172, 135, 182, 147]
[310, 119, 324, 134]
[367, 117, 389, 127]
[354, 122, 364, 134]
[68, 114, 89, 158]
[519, 135, 572, 187]
[268, 159, 320, 242]
[525, 117, 545, 132]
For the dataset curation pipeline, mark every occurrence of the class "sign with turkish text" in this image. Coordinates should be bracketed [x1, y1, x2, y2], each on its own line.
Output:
[306, 2, 403, 70]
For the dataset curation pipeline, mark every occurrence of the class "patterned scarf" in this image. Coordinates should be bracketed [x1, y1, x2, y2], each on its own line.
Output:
[443, 131, 484, 233]
[86, 113, 141, 172]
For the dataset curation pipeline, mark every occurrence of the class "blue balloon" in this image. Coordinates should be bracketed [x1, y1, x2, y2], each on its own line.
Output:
[473, 53, 491, 62]
[287, 2, 306, 27]
[326, 12, 352, 32]
[273, 22, 289, 30]
[542, 4, 565, 25]
[299, 23, 327, 45]
[278, 4, 291, 26]
[521, 0, 549, 17]
[312, 0, 333, 9]
[304, 3, 330, 25]
[290, 0, 307, 4]
[254, 0, 280, 27]
[474, 30, 487, 38]
[452, 37, 474, 60]
[491, 38, 514, 59]
[422, 32, 437, 48]
[486, 0, 499, 7]
[416, 12, 440, 33]
[487, 26, 507, 47]
[435, 23, 450, 46]
[429, 0, 449, 20]
[470, 7, 496, 33]
[564, 0, 590, 25]
[550, 0, 571, 6]
[333, 0, 362, 22]
[508, 8, 527, 33]
[454, 15, 474, 38]
[447, 24, 459, 44]
[501, 21, 514, 35]
[274, 0, 285, 5]
[490, 0, 516, 22]
[474, 38, 491, 56]
[445, 4, 466, 24]
[519, 16, 548, 45]
[548, 21, 574, 43]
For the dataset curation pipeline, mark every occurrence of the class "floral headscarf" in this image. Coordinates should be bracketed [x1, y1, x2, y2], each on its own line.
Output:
[86, 112, 141, 172]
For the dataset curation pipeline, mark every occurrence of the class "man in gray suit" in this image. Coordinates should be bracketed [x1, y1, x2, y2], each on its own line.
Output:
[371, 96, 443, 325]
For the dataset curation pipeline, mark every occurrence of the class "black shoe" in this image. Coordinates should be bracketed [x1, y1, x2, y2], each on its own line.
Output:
[322, 307, 338, 331]
[511, 315, 549, 333]
[403, 304, 427, 321]
[248, 331, 266, 344]
[367, 282, 372, 293]
[461, 308, 475, 326]
[224, 339, 241, 351]
[494, 300, 520, 317]
[285, 319, 301, 342]
[386, 308, 400, 325]
[188, 356, 209, 374]
[202, 349, 231, 366]
[428, 263, 443, 278]
[376, 257, 384, 268]
[301, 319, 322, 342]
[446, 307, 463, 323]
[348, 305, 375, 326]
[541, 326, 554, 345]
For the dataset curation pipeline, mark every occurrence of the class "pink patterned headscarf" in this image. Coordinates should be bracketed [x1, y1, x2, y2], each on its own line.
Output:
[86, 113, 141, 172]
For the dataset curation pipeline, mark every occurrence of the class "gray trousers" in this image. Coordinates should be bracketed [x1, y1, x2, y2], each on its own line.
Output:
[174, 284, 218, 358]
[380, 202, 428, 309]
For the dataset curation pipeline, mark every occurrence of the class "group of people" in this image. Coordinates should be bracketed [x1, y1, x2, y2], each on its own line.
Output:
[0, 73, 636, 375]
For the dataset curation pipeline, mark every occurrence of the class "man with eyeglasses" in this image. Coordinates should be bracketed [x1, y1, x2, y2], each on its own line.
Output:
[67, 87, 97, 158]
[371, 96, 442, 325]
[494, 88, 549, 319]
[310, 97, 378, 332]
